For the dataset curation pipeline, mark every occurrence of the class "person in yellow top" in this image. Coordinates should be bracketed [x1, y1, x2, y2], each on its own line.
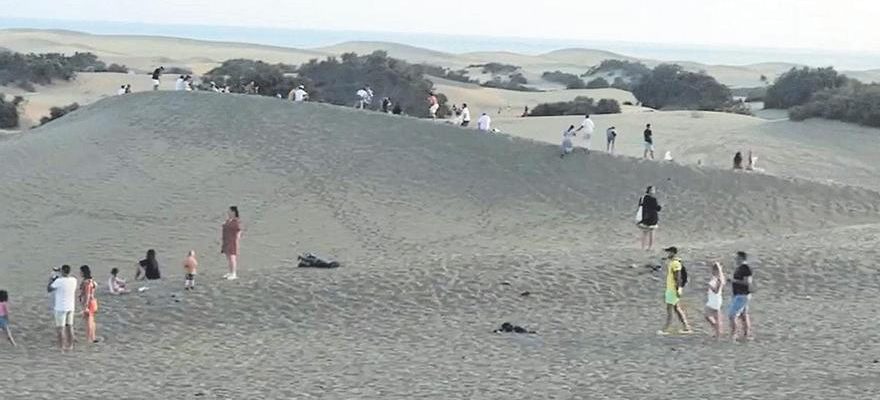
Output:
[659, 246, 692, 335]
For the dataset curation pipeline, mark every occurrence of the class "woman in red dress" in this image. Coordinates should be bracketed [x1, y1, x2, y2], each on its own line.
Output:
[221, 206, 242, 280]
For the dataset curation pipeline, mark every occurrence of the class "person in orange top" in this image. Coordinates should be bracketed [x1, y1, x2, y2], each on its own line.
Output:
[221, 206, 243, 280]
[184, 250, 199, 290]
[78, 265, 99, 343]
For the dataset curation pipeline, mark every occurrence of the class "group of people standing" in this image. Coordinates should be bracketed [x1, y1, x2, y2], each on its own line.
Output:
[0, 206, 243, 351]
[559, 114, 654, 160]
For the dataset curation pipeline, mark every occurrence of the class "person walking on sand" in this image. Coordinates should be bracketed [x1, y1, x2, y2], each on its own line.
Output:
[107, 268, 129, 295]
[705, 261, 725, 339]
[560, 125, 576, 158]
[47, 265, 77, 351]
[136, 249, 161, 281]
[184, 250, 198, 290]
[574, 114, 595, 153]
[151, 66, 164, 91]
[477, 113, 492, 132]
[643, 123, 655, 159]
[78, 265, 99, 344]
[729, 251, 754, 341]
[658, 247, 692, 335]
[460, 104, 471, 127]
[637, 186, 662, 251]
[222, 206, 243, 280]
[427, 92, 439, 120]
[0, 290, 17, 346]
[606, 126, 618, 154]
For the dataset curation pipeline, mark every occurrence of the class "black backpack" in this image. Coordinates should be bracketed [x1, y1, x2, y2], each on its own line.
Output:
[680, 262, 689, 288]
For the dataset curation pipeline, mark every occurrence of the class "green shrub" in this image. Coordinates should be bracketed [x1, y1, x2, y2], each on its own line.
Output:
[529, 96, 621, 116]
[104, 63, 129, 73]
[165, 66, 193, 75]
[0, 95, 24, 129]
[610, 77, 630, 91]
[632, 64, 731, 110]
[786, 81, 880, 127]
[586, 77, 610, 89]
[419, 64, 475, 84]
[467, 63, 520, 75]
[39, 103, 79, 126]
[764, 67, 848, 109]
[586, 60, 651, 80]
[542, 71, 585, 89]
[202, 59, 308, 97]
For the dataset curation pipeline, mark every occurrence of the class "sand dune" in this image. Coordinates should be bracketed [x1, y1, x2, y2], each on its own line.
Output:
[1, 93, 880, 398]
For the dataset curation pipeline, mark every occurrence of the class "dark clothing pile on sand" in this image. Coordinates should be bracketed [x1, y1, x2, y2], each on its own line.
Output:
[297, 253, 340, 269]
[494, 322, 536, 334]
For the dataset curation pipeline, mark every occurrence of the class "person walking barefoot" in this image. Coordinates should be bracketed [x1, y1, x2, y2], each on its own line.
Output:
[658, 247, 692, 335]
[0, 290, 17, 346]
[222, 206, 243, 280]
[184, 250, 198, 290]
[48, 265, 77, 351]
[729, 251, 754, 341]
[79, 265, 99, 344]
[637, 186, 662, 251]
[704, 262, 725, 339]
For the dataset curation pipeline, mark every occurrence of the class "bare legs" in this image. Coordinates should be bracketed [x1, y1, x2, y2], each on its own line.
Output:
[730, 313, 752, 340]
[83, 313, 96, 343]
[640, 229, 655, 251]
[57, 322, 74, 351]
[662, 304, 691, 333]
[2, 326, 14, 346]
[705, 307, 722, 338]
[226, 254, 238, 280]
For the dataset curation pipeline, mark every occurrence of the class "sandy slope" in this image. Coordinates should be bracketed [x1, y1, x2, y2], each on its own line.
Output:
[1, 93, 879, 399]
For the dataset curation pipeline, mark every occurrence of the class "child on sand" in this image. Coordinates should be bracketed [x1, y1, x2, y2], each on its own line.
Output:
[184, 250, 198, 290]
[0, 290, 17, 346]
[705, 262, 725, 338]
[108, 268, 129, 295]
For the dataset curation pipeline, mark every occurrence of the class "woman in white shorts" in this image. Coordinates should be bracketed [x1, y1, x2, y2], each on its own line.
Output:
[704, 261, 725, 338]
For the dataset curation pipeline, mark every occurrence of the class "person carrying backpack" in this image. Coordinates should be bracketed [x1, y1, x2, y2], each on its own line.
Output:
[658, 246, 692, 335]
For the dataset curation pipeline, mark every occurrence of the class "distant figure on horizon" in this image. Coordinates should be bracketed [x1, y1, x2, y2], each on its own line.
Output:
[175, 75, 186, 91]
[356, 86, 373, 109]
[136, 249, 161, 281]
[117, 85, 127, 96]
[185, 75, 194, 91]
[733, 151, 744, 169]
[522, 106, 529, 117]
[78, 265, 98, 344]
[184, 250, 198, 290]
[561, 124, 576, 158]
[643, 123, 655, 159]
[427, 92, 439, 120]
[637, 186, 662, 251]
[151, 66, 164, 91]
[382, 97, 393, 113]
[606, 126, 618, 154]
[222, 206, 243, 281]
[124, 84, 132, 94]
[0, 290, 16, 346]
[574, 114, 595, 153]
[477, 113, 492, 132]
[460, 103, 471, 127]
[244, 81, 257, 95]
[107, 268, 129, 295]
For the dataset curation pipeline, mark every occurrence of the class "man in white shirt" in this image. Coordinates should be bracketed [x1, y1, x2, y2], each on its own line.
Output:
[575, 114, 595, 153]
[477, 113, 492, 132]
[47, 264, 78, 351]
[460, 104, 471, 127]
[288, 85, 309, 102]
[356, 85, 374, 109]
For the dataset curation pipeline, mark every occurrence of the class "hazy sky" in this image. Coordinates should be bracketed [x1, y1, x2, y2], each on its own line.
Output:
[4, 0, 879, 52]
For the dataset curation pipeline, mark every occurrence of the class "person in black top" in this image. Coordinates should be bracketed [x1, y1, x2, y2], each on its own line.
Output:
[151, 66, 164, 91]
[135, 249, 161, 281]
[637, 186, 662, 251]
[643, 124, 655, 160]
[733, 152, 744, 169]
[728, 251, 753, 340]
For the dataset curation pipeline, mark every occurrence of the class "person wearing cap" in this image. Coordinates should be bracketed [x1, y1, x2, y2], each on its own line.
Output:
[729, 251, 754, 340]
[659, 246, 692, 335]
[289, 85, 309, 102]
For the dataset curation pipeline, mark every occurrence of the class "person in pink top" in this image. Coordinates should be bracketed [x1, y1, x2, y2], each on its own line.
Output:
[0, 290, 17, 346]
[222, 206, 243, 280]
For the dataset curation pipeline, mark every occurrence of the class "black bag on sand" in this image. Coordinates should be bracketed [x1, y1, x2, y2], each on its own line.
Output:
[297, 253, 340, 269]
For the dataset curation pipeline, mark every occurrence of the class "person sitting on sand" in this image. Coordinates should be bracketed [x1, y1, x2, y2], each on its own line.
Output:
[175, 75, 186, 91]
[705, 261, 725, 339]
[107, 268, 129, 295]
[427, 92, 439, 120]
[733, 152, 744, 169]
[658, 246, 692, 335]
[124, 84, 132, 94]
[136, 249, 161, 281]
[561, 125, 576, 158]
[493, 322, 536, 334]
[637, 186, 662, 251]
[477, 113, 492, 132]
[117, 85, 127, 96]
[184, 250, 198, 290]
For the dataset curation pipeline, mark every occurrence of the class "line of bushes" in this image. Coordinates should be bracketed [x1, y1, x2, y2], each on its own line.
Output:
[542, 71, 585, 89]
[0, 51, 132, 92]
[528, 96, 621, 116]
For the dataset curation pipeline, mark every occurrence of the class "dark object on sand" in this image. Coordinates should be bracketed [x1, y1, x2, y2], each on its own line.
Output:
[494, 322, 536, 334]
[520, 291, 531, 297]
[297, 253, 340, 269]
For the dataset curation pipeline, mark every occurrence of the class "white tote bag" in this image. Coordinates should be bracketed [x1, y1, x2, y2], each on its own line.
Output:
[635, 197, 644, 223]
